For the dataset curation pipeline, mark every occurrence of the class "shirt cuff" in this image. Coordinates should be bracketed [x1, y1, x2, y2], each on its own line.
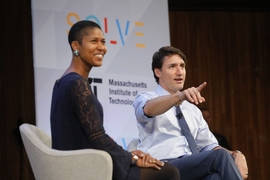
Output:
[200, 143, 219, 152]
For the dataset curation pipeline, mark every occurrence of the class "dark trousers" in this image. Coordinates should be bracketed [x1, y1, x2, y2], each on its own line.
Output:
[168, 148, 242, 180]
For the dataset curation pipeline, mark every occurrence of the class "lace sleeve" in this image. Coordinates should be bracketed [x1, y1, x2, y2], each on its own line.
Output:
[70, 79, 105, 142]
[70, 78, 131, 180]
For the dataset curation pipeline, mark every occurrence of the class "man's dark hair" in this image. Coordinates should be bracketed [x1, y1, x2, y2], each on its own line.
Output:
[152, 46, 187, 84]
[68, 20, 102, 49]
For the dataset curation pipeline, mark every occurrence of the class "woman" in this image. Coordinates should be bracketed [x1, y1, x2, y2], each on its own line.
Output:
[50, 20, 180, 180]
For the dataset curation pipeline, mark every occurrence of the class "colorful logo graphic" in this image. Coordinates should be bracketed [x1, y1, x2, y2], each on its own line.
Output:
[67, 13, 145, 48]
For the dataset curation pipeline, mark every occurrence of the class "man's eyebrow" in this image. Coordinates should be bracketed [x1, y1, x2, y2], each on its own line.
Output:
[167, 63, 177, 66]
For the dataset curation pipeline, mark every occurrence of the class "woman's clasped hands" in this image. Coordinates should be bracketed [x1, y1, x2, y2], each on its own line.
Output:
[131, 150, 164, 170]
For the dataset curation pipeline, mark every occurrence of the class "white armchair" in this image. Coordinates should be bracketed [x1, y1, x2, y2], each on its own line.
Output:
[19, 123, 113, 180]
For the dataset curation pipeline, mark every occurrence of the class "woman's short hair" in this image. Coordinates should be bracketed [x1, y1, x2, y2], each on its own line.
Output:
[68, 20, 102, 48]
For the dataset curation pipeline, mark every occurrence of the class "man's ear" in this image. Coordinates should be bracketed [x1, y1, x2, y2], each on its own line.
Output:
[154, 68, 161, 78]
[71, 41, 79, 51]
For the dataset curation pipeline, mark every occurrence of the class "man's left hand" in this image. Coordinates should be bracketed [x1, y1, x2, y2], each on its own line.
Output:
[232, 151, 248, 179]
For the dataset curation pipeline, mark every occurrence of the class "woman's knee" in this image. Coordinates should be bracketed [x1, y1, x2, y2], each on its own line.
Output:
[162, 163, 180, 180]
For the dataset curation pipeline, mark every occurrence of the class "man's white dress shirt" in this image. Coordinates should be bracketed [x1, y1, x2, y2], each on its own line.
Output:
[133, 85, 218, 160]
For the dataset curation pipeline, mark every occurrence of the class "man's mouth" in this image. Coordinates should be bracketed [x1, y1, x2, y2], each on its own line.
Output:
[175, 78, 183, 83]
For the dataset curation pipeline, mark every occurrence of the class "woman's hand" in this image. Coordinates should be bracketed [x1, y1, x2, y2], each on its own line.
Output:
[131, 150, 164, 170]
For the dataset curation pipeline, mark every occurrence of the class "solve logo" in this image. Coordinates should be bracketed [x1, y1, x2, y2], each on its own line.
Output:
[67, 12, 146, 48]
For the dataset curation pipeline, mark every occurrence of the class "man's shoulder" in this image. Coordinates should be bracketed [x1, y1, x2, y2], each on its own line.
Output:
[136, 91, 159, 100]
[141, 90, 158, 95]
[137, 86, 161, 98]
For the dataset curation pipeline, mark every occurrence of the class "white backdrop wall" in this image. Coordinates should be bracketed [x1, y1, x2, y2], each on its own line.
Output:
[32, 0, 170, 149]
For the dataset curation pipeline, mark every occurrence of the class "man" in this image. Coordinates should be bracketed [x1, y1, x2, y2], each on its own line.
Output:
[133, 46, 248, 179]
[200, 107, 232, 150]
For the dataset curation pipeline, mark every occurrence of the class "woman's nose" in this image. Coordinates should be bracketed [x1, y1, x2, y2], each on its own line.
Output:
[98, 42, 107, 52]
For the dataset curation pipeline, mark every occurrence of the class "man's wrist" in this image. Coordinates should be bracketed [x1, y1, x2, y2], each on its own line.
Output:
[174, 92, 183, 106]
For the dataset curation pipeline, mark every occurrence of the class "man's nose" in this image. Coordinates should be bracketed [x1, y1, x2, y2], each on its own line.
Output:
[176, 66, 182, 75]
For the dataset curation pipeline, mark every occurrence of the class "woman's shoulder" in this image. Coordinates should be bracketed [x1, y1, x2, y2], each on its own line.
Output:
[54, 72, 89, 91]
[61, 72, 88, 84]
[61, 72, 84, 81]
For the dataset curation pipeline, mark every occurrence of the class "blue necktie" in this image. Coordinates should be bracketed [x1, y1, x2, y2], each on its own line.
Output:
[176, 106, 199, 154]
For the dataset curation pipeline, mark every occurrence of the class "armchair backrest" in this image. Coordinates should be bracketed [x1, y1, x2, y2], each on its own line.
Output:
[20, 123, 113, 180]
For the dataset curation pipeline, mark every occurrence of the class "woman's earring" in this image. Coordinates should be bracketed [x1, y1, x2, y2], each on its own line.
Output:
[73, 50, 79, 57]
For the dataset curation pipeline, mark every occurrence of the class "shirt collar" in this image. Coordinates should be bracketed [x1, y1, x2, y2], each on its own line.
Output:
[156, 84, 171, 96]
